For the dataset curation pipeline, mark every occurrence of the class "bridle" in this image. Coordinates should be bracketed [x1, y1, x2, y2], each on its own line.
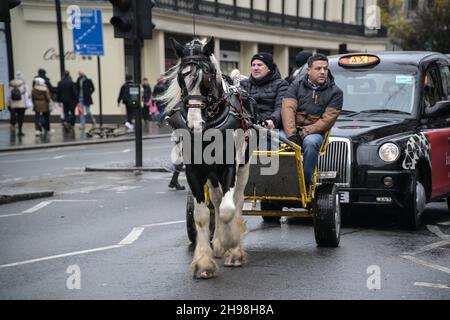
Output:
[178, 54, 218, 110]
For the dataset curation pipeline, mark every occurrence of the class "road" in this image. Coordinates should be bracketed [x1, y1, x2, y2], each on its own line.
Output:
[0, 139, 449, 300]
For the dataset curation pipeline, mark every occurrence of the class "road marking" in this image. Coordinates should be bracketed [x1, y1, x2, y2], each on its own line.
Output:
[426, 225, 450, 240]
[122, 149, 132, 153]
[438, 221, 450, 226]
[0, 200, 98, 218]
[52, 155, 65, 159]
[414, 282, 450, 290]
[118, 227, 145, 245]
[0, 219, 186, 269]
[22, 201, 53, 213]
[402, 239, 450, 256]
[109, 186, 141, 192]
[0, 245, 123, 269]
[400, 255, 450, 275]
[141, 220, 186, 228]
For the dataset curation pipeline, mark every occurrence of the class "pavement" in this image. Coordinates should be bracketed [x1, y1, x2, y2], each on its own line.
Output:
[0, 120, 174, 204]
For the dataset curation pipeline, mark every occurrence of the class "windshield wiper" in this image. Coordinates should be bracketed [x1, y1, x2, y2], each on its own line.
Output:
[359, 109, 410, 115]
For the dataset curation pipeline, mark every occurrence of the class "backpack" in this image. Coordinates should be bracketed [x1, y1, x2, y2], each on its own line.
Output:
[11, 87, 22, 101]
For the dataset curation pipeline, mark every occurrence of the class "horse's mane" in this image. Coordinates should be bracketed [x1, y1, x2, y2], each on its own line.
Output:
[157, 38, 223, 113]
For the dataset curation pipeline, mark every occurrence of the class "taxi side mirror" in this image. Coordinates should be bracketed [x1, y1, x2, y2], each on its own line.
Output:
[424, 100, 450, 118]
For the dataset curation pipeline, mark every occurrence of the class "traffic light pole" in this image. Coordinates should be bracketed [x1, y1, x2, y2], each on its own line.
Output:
[132, 0, 143, 168]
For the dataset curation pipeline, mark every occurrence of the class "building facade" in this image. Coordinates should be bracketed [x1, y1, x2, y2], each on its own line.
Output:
[7, 0, 388, 120]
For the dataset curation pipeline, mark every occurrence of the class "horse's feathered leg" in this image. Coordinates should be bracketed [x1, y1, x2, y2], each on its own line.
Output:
[207, 178, 225, 258]
[187, 168, 217, 279]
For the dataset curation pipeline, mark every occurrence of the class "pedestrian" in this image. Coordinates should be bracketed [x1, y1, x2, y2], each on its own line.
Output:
[229, 68, 248, 87]
[240, 52, 289, 143]
[281, 53, 343, 189]
[117, 74, 135, 132]
[56, 71, 78, 132]
[142, 77, 152, 123]
[285, 51, 312, 84]
[33, 68, 57, 100]
[7, 72, 28, 137]
[31, 77, 52, 137]
[76, 70, 96, 129]
[153, 74, 169, 125]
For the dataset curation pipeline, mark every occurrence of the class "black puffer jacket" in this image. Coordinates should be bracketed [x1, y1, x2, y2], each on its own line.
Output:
[240, 66, 288, 128]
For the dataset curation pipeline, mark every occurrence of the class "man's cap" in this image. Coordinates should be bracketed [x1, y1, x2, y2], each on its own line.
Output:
[251, 52, 274, 71]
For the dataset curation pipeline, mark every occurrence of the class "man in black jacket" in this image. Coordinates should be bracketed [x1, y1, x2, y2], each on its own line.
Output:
[76, 70, 96, 129]
[240, 52, 289, 131]
[117, 75, 135, 132]
[57, 71, 78, 131]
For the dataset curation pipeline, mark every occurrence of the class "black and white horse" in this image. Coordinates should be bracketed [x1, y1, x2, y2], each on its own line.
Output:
[161, 37, 259, 279]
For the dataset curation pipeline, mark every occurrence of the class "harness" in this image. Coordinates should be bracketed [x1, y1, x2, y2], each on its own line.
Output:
[169, 49, 252, 132]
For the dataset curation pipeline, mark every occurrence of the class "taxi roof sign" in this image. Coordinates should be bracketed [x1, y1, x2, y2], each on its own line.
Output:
[338, 54, 380, 68]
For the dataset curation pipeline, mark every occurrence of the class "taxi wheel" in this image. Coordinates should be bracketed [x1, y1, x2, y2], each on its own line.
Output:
[400, 172, 426, 230]
[186, 191, 215, 243]
[313, 184, 341, 247]
[260, 201, 281, 223]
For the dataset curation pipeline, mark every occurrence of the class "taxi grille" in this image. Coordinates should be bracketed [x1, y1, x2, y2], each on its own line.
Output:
[318, 137, 351, 186]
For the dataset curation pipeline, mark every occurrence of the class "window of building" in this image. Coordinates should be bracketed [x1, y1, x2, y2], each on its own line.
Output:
[258, 43, 274, 55]
[220, 40, 240, 76]
[356, 0, 364, 25]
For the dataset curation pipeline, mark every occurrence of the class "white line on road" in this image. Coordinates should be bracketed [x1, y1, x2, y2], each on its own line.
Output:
[0, 245, 123, 269]
[123, 149, 132, 153]
[402, 239, 450, 256]
[400, 255, 450, 275]
[438, 221, 450, 226]
[0, 200, 98, 218]
[426, 225, 450, 240]
[118, 227, 146, 245]
[414, 282, 450, 290]
[0, 219, 186, 269]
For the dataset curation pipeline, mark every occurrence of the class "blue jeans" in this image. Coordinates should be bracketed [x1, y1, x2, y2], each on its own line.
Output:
[79, 101, 96, 126]
[300, 134, 324, 187]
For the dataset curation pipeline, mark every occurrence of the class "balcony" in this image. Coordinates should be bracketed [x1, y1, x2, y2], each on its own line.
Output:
[155, 0, 387, 38]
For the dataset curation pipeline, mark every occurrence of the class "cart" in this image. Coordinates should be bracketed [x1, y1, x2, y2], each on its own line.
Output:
[186, 126, 341, 247]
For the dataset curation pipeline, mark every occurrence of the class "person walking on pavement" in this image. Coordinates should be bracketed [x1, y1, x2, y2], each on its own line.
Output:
[33, 68, 57, 100]
[31, 77, 52, 138]
[76, 70, 96, 129]
[282, 53, 343, 189]
[142, 77, 152, 123]
[57, 71, 78, 132]
[153, 74, 169, 125]
[117, 75, 135, 132]
[7, 72, 28, 137]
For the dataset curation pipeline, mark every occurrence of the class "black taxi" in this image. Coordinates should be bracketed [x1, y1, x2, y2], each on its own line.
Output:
[317, 52, 450, 229]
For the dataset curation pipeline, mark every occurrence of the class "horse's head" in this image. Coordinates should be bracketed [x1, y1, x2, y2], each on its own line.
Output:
[170, 37, 223, 132]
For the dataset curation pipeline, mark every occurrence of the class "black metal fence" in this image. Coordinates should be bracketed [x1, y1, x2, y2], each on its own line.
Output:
[155, 0, 387, 38]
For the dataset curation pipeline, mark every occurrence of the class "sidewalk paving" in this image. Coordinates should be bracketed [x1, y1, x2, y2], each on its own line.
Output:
[0, 120, 176, 204]
[0, 121, 173, 152]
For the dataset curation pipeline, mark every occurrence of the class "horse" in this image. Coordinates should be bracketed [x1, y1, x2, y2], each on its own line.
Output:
[161, 37, 259, 279]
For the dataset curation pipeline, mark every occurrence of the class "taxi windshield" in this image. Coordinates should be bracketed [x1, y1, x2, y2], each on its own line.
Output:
[333, 72, 416, 114]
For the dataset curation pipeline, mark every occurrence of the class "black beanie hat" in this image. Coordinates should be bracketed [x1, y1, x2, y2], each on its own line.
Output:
[295, 51, 312, 68]
[251, 52, 274, 71]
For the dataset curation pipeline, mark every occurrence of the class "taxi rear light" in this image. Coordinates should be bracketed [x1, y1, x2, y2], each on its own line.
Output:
[338, 54, 380, 68]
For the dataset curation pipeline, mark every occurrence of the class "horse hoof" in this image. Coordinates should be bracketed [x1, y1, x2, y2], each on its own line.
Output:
[224, 256, 242, 268]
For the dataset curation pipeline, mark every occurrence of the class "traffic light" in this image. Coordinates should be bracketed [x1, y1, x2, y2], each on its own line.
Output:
[0, 0, 21, 23]
[137, 0, 156, 39]
[109, 0, 134, 39]
[338, 43, 348, 54]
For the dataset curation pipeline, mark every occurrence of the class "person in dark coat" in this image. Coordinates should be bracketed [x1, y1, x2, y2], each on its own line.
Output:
[142, 78, 152, 122]
[152, 74, 169, 125]
[76, 70, 96, 129]
[117, 74, 136, 132]
[33, 68, 57, 100]
[57, 71, 78, 131]
[286, 51, 312, 84]
[240, 52, 289, 131]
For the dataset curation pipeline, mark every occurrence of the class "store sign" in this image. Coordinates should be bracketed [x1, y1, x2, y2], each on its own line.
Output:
[43, 48, 77, 61]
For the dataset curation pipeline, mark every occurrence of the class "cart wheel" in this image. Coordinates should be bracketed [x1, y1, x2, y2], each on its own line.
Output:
[186, 191, 215, 243]
[313, 184, 341, 247]
[260, 201, 281, 223]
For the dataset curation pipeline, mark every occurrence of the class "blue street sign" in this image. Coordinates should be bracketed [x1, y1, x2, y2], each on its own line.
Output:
[72, 8, 104, 56]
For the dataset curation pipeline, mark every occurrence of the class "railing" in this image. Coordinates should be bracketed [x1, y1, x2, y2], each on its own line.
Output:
[155, 0, 386, 38]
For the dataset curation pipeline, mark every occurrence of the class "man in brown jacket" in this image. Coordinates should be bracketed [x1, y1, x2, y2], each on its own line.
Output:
[281, 53, 343, 188]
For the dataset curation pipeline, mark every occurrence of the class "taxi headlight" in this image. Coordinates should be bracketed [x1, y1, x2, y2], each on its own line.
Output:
[378, 143, 400, 162]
